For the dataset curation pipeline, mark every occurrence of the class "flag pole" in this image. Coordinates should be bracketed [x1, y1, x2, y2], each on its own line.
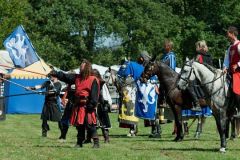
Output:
[20, 25, 47, 72]
[0, 64, 47, 76]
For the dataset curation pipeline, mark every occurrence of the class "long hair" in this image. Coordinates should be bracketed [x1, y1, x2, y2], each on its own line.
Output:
[92, 68, 104, 83]
[80, 59, 92, 80]
[195, 40, 208, 53]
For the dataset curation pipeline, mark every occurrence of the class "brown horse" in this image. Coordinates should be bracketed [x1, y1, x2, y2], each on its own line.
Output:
[140, 59, 207, 142]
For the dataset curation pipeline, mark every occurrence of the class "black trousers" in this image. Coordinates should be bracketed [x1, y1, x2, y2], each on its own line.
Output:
[42, 119, 62, 132]
[76, 124, 98, 144]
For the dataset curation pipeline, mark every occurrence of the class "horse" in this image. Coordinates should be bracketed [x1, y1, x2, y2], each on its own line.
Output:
[177, 60, 238, 152]
[140, 58, 210, 142]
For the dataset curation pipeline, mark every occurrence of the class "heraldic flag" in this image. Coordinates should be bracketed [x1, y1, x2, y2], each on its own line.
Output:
[135, 78, 158, 120]
[3, 25, 39, 68]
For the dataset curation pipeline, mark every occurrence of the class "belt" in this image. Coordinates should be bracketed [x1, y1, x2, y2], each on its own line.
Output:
[75, 96, 88, 104]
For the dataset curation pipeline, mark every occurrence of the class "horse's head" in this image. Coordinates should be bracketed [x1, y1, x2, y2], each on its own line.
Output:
[177, 60, 196, 90]
[140, 55, 158, 83]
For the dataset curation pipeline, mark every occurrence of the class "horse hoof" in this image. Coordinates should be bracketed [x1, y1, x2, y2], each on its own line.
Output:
[229, 137, 235, 141]
[184, 132, 189, 136]
[194, 134, 200, 139]
[219, 147, 226, 153]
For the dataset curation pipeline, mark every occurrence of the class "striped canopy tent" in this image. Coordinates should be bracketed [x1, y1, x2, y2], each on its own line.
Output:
[0, 50, 52, 114]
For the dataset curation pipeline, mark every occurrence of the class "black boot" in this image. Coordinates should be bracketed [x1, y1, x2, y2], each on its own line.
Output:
[187, 86, 202, 112]
[83, 138, 92, 144]
[84, 129, 92, 144]
[42, 129, 47, 137]
[59, 125, 68, 142]
[149, 124, 156, 138]
[155, 123, 161, 138]
[103, 129, 110, 143]
[92, 138, 100, 148]
[74, 142, 83, 148]
[41, 120, 49, 137]
[75, 138, 83, 148]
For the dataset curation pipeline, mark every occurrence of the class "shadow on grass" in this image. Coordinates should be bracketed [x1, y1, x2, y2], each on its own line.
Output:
[109, 134, 220, 143]
[33, 144, 74, 148]
[131, 146, 240, 152]
[130, 138, 215, 142]
[110, 134, 149, 138]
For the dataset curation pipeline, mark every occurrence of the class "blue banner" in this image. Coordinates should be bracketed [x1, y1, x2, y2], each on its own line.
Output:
[135, 80, 157, 120]
[3, 25, 39, 68]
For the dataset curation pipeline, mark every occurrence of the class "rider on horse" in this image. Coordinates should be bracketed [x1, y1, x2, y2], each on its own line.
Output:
[183, 41, 213, 112]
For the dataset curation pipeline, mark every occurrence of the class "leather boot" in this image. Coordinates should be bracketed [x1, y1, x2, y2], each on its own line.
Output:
[42, 129, 47, 137]
[75, 138, 83, 148]
[103, 129, 110, 143]
[84, 130, 92, 144]
[187, 86, 201, 112]
[92, 138, 100, 148]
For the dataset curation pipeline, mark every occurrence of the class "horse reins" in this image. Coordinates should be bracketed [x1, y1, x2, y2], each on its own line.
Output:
[180, 63, 225, 87]
[179, 62, 226, 98]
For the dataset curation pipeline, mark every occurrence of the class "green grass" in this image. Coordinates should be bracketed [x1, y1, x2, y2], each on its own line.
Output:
[0, 113, 239, 160]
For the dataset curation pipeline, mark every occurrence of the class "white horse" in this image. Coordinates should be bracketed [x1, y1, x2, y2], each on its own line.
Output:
[177, 60, 238, 153]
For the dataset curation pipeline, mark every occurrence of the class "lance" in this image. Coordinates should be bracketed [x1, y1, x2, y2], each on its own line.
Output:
[0, 91, 47, 98]
[0, 64, 48, 76]
[0, 77, 41, 94]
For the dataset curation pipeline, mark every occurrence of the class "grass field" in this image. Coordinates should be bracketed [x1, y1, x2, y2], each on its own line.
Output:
[0, 113, 239, 160]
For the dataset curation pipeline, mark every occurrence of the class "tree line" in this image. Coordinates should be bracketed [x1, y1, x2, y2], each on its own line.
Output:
[0, 0, 239, 70]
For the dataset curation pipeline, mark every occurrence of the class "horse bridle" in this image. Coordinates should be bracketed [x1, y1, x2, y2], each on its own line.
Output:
[141, 61, 155, 82]
[179, 61, 225, 87]
[179, 61, 194, 85]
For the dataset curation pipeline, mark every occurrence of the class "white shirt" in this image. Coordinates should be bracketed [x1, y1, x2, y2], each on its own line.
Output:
[102, 83, 112, 105]
[223, 40, 240, 69]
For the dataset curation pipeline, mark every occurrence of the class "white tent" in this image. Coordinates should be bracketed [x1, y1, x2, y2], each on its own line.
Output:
[0, 50, 51, 78]
[0, 50, 14, 73]
[73, 64, 120, 77]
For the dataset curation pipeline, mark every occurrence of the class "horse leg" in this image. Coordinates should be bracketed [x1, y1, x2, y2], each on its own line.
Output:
[194, 115, 201, 139]
[230, 117, 236, 140]
[214, 109, 227, 153]
[236, 118, 240, 137]
[172, 105, 183, 141]
[225, 117, 230, 139]
[172, 122, 177, 135]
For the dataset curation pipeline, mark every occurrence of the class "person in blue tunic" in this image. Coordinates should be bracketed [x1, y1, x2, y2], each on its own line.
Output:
[159, 39, 177, 133]
[159, 39, 176, 106]
[161, 39, 176, 70]
[117, 51, 157, 137]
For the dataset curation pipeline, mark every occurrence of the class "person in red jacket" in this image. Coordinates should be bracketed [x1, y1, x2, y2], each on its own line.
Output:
[49, 59, 100, 148]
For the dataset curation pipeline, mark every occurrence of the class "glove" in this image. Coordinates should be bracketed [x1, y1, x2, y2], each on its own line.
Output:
[47, 70, 58, 78]
[25, 87, 36, 91]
